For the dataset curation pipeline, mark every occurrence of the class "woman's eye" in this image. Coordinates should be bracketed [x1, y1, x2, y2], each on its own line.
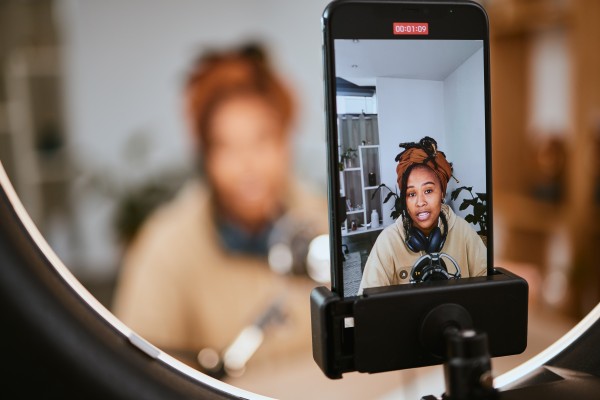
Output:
[407, 192, 416, 197]
[425, 189, 433, 194]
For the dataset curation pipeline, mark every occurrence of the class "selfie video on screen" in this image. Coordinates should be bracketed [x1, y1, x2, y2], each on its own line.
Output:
[334, 39, 489, 296]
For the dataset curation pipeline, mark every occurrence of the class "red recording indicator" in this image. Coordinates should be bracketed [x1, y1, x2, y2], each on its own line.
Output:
[393, 22, 429, 35]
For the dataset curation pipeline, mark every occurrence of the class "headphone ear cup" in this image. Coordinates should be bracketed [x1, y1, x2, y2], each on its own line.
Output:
[427, 227, 443, 253]
[406, 228, 427, 252]
[438, 235, 446, 252]
[439, 212, 448, 251]
[411, 257, 430, 281]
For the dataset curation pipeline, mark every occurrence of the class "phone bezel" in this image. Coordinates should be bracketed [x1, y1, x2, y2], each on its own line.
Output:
[322, 0, 494, 297]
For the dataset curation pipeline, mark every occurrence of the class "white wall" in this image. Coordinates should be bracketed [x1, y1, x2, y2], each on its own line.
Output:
[55, 0, 331, 277]
[374, 47, 485, 229]
[443, 47, 486, 219]
[58, 0, 330, 185]
[376, 77, 445, 227]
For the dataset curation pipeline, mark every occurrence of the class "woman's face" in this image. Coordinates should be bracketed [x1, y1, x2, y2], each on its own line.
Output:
[204, 94, 290, 230]
[405, 165, 443, 236]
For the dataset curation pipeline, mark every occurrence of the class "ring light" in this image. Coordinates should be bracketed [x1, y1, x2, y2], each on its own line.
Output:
[2, 155, 600, 399]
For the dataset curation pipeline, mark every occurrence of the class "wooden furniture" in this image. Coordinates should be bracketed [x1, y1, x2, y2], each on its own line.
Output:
[340, 144, 384, 237]
[487, 0, 600, 318]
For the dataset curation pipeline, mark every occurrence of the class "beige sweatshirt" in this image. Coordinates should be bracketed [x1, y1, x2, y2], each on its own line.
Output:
[112, 179, 327, 369]
[358, 204, 488, 294]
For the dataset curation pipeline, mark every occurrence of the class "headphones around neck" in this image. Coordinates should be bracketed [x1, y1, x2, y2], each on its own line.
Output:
[405, 212, 448, 254]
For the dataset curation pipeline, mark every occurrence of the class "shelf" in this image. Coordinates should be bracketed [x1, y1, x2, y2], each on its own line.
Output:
[346, 210, 364, 215]
[339, 124, 383, 239]
[342, 226, 384, 237]
[495, 192, 564, 233]
[488, 1, 570, 38]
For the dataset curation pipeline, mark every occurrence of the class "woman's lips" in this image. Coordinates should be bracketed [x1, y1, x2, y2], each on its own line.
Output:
[415, 211, 430, 221]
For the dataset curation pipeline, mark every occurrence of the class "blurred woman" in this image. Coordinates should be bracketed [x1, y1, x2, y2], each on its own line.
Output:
[112, 43, 327, 376]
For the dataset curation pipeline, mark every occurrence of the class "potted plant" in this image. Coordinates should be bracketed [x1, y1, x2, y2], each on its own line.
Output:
[339, 147, 358, 171]
[450, 186, 488, 245]
[371, 183, 402, 220]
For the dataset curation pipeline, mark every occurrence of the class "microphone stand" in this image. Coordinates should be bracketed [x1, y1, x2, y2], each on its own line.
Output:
[422, 328, 498, 400]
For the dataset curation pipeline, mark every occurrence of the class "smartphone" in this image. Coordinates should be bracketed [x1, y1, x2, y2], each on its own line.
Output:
[323, 0, 493, 297]
[314, 2, 526, 377]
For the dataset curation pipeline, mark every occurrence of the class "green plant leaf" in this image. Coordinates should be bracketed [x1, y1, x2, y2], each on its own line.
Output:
[459, 199, 473, 211]
[371, 183, 386, 199]
[450, 187, 464, 201]
[383, 191, 396, 203]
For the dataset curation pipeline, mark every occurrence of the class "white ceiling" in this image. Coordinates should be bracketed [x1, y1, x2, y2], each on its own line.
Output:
[335, 39, 483, 86]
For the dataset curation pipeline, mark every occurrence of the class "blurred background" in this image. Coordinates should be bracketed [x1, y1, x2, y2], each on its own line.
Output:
[0, 0, 329, 298]
[0, 0, 598, 399]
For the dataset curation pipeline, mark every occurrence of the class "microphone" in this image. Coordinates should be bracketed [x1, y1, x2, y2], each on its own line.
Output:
[410, 252, 461, 283]
[196, 213, 330, 378]
[196, 296, 287, 378]
[267, 213, 330, 283]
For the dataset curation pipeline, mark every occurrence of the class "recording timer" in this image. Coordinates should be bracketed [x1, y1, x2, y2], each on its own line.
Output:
[393, 22, 429, 35]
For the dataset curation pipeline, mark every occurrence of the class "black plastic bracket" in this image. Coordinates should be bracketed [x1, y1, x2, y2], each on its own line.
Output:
[311, 268, 528, 378]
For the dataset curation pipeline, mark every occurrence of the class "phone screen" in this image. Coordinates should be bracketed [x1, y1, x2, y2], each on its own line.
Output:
[324, 1, 493, 297]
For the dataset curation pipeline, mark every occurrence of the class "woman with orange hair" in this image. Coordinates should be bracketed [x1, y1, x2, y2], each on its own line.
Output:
[112, 43, 327, 379]
[358, 137, 487, 293]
